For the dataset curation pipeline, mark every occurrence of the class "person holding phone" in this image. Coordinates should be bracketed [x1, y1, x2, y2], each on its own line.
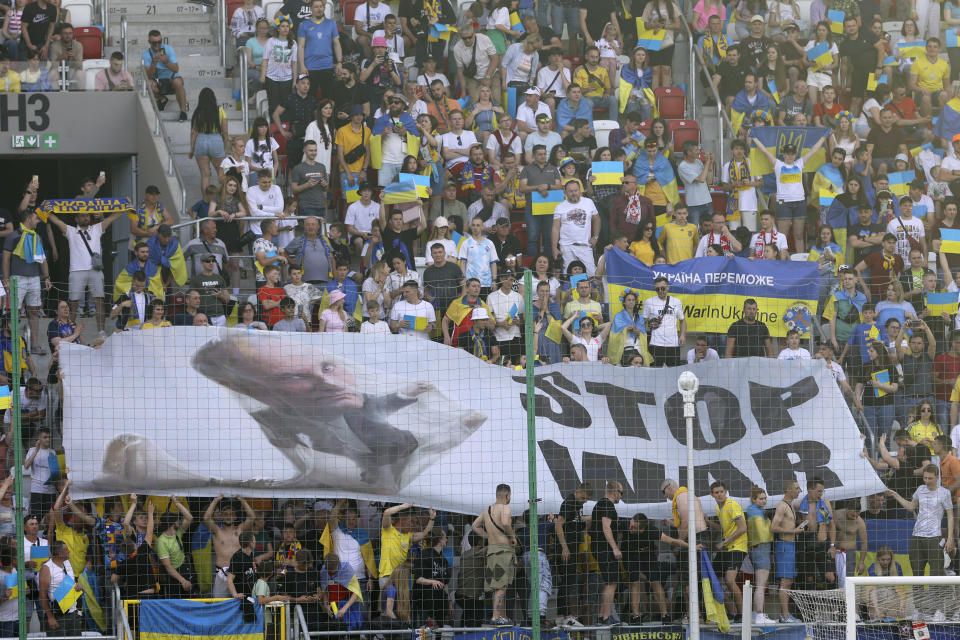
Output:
[141, 29, 188, 121]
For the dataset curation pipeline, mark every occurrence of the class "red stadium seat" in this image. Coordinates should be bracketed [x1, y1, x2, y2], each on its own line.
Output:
[654, 86, 685, 120]
[637, 120, 652, 137]
[270, 122, 290, 178]
[341, 0, 364, 26]
[564, 55, 583, 70]
[74, 26, 102, 59]
[510, 221, 527, 252]
[225, 0, 246, 26]
[668, 119, 699, 152]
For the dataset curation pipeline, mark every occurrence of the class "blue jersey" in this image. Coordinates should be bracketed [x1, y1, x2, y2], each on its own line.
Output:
[298, 18, 339, 71]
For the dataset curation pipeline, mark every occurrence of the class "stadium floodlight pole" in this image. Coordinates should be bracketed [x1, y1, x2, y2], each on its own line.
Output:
[678, 370, 699, 640]
[10, 279, 26, 640]
[522, 269, 541, 640]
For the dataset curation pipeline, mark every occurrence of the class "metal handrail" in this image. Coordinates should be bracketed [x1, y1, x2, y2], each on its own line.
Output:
[218, 0, 228, 68]
[115, 585, 135, 640]
[138, 63, 189, 217]
[101, 0, 109, 43]
[238, 46, 250, 132]
[679, 13, 696, 118]
[693, 47, 733, 173]
[120, 14, 128, 69]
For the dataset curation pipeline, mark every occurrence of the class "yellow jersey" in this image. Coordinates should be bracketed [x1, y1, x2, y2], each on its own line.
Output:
[718, 499, 748, 552]
[378, 524, 413, 579]
[660, 222, 698, 264]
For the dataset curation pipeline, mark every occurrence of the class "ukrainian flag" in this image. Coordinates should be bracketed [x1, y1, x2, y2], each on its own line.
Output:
[510, 11, 524, 33]
[532, 190, 564, 216]
[0, 386, 11, 411]
[767, 80, 780, 103]
[4, 573, 16, 599]
[925, 291, 959, 317]
[633, 152, 679, 205]
[399, 173, 431, 198]
[899, 40, 925, 58]
[428, 23, 456, 41]
[140, 599, 263, 640]
[749, 126, 829, 177]
[79, 567, 106, 633]
[827, 9, 844, 33]
[911, 142, 933, 157]
[544, 317, 563, 343]
[882, 55, 896, 66]
[403, 314, 429, 330]
[591, 161, 624, 185]
[887, 170, 913, 196]
[700, 550, 731, 633]
[190, 524, 214, 595]
[819, 189, 837, 207]
[451, 231, 466, 253]
[147, 234, 188, 288]
[806, 41, 832, 71]
[606, 308, 649, 365]
[344, 178, 360, 203]
[867, 73, 887, 92]
[941, 228, 960, 254]
[934, 97, 960, 141]
[635, 19, 664, 51]
[113, 260, 164, 301]
[383, 180, 419, 205]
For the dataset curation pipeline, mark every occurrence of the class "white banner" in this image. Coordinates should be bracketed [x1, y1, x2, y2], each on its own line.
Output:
[62, 329, 884, 516]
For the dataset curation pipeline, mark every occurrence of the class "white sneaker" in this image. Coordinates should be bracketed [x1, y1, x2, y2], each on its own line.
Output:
[565, 617, 583, 627]
[754, 613, 777, 625]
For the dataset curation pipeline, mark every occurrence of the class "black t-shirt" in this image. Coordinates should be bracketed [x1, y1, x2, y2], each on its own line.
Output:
[590, 497, 618, 550]
[411, 548, 450, 613]
[581, 0, 617, 41]
[888, 443, 926, 496]
[489, 233, 522, 263]
[280, 93, 320, 136]
[716, 59, 749, 98]
[277, 567, 319, 598]
[866, 125, 905, 159]
[228, 548, 258, 595]
[727, 318, 770, 357]
[382, 226, 418, 264]
[739, 35, 773, 70]
[558, 495, 585, 548]
[20, 1, 57, 46]
[423, 261, 464, 311]
[281, 0, 313, 31]
[115, 540, 155, 599]
[621, 527, 660, 566]
[849, 221, 884, 264]
[860, 364, 897, 406]
[327, 82, 370, 115]
[561, 134, 598, 165]
[188, 272, 228, 317]
[837, 30, 879, 70]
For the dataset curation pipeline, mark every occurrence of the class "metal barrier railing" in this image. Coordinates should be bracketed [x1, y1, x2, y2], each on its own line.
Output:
[101, 0, 109, 46]
[238, 46, 250, 132]
[120, 14, 128, 71]
[218, 0, 228, 68]
[137, 63, 189, 217]
[120, 596, 287, 640]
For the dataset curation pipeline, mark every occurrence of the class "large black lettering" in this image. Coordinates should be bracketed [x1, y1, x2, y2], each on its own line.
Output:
[752, 440, 841, 491]
[692, 462, 754, 498]
[0, 94, 49, 132]
[663, 385, 747, 449]
[27, 94, 50, 131]
[749, 376, 820, 435]
[538, 440, 665, 503]
[584, 382, 654, 440]
[513, 372, 590, 429]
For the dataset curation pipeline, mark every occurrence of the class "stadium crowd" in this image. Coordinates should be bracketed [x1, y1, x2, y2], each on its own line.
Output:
[11, 0, 960, 630]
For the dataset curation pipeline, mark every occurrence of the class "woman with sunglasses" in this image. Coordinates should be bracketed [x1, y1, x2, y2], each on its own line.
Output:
[907, 401, 943, 455]
[560, 312, 611, 362]
[629, 220, 661, 266]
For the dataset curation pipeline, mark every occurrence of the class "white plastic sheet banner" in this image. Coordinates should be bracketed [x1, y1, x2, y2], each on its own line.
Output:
[61, 329, 884, 515]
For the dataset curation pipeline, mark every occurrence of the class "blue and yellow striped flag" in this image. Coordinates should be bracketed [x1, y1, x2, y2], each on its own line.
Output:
[635, 20, 664, 51]
[827, 9, 844, 33]
[925, 291, 959, 317]
[806, 41, 832, 70]
[140, 599, 262, 640]
[0, 386, 11, 411]
[941, 228, 960, 254]
[767, 80, 780, 103]
[872, 369, 891, 397]
[819, 189, 837, 207]
[399, 173, 431, 198]
[591, 161, 624, 185]
[911, 142, 933, 157]
[887, 171, 913, 196]
[532, 190, 564, 216]
[510, 11, 524, 32]
[899, 40, 925, 58]
[428, 23, 457, 41]
[700, 550, 731, 632]
[4, 573, 17, 599]
[867, 72, 887, 92]
[383, 180, 419, 205]
[403, 315, 429, 330]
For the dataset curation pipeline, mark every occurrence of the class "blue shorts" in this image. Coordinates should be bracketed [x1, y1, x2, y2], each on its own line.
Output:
[194, 132, 225, 158]
[775, 540, 796, 579]
[750, 542, 772, 571]
[775, 199, 806, 220]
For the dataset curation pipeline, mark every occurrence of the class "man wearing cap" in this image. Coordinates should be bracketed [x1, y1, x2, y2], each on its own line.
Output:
[188, 254, 230, 326]
[372, 93, 419, 186]
[297, 0, 342, 99]
[439, 111, 479, 177]
[486, 270, 523, 364]
[335, 105, 372, 194]
[130, 185, 174, 256]
[515, 87, 552, 136]
[360, 36, 403, 109]
[520, 144, 562, 255]
[489, 217, 522, 263]
[523, 113, 562, 163]
[453, 24, 501, 106]
[273, 74, 320, 173]
[556, 83, 594, 138]
[739, 15, 773, 70]
[552, 180, 600, 275]
[344, 183, 380, 256]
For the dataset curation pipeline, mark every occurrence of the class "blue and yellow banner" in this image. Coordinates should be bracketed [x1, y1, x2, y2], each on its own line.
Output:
[532, 190, 563, 216]
[872, 369, 890, 397]
[749, 126, 829, 177]
[827, 9, 844, 33]
[925, 292, 959, 317]
[635, 20, 664, 51]
[806, 41, 831, 70]
[604, 248, 818, 337]
[591, 161, 624, 185]
[867, 72, 887, 92]
[38, 198, 134, 220]
[383, 180, 419, 205]
[399, 173, 431, 198]
[140, 598, 263, 640]
[941, 228, 960, 254]
[428, 23, 457, 41]
[899, 40, 925, 58]
[887, 170, 914, 196]
[403, 315, 429, 331]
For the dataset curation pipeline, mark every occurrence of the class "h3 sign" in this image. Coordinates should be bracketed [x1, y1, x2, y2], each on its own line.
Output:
[12, 133, 58, 150]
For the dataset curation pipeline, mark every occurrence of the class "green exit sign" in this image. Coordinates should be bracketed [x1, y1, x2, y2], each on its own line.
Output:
[11, 133, 58, 149]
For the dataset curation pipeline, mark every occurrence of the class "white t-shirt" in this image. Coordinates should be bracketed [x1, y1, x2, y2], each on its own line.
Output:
[487, 6, 509, 29]
[597, 37, 618, 58]
[371, 29, 404, 57]
[911, 485, 953, 538]
[389, 298, 436, 338]
[749, 229, 788, 258]
[417, 71, 450, 87]
[941, 155, 960, 196]
[386, 269, 422, 295]
[458, 236, 498, 287]
[485, 132, 523, 157]
[65, 223, 104, 272]
[360, 318, 392, 333]
[909, 194, 935, 220]
[553, 197, 599, 246]
[516, 102, 552, 131]
[245, 185, 284, 235]
[244, 137, 279, 170]
[643, 295, 684, 347]
[439, 130, 479, 168]
[686, 347, 720, 363]
[774, 158, 805, 202]
[425, 238, 457, 265]
[353, 1, 391, 31]
[886, 216, 925, 262]
[333, 528, 366, 579]
[486, 288, 523, 341]
[722, 160, 758, 211]
[221, 156, 249, 191]
[777, 347, 812, 360]
[825, 360, 846, 383]
[344, 201, 380, 234]
[536, 65, 571, 96]
[4, 389, 46, 425]
[26, 446, 56, 495]
[571, 334, 603, 361]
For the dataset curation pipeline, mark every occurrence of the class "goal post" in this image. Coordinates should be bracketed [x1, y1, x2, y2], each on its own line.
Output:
[845, 575, 960, 640]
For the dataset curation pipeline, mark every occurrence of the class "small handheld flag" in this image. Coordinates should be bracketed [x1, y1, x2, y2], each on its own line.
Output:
[635, 19, 665, 51]
[544, 318, 563, 343]
[399, 173, 431, 198]
[428, 23, 457, 41]
[867, 72, 888, 92]
[806, 41, 832, 70]
[451, 230, 466, 251]
[0, 386, 11, 411]
[510, 11, 524, 33]
[4, 573, 17, 599]
[54, 575, 82, 613]
[898, 40, 925, 58]
[30, 546, 50, 569]
[591, 161, 624, 185]
[531, 190, 563, 216]
[345, 180, 360, 204]
[402, 315, 429, 331]
[871, 369, 890, 397]
[887, 171, 914, 196]
[382, 180, 419, 205]
[819, 189, 837, 207]
[506, 303, 519, 322]
[882, 55, 896, 66]
[827, 9, 844, 33]
[925, 291, 959, 317]
[941, 228, 960, 254]
[911, 142, 933, 157]
[767, 80, 780, 103]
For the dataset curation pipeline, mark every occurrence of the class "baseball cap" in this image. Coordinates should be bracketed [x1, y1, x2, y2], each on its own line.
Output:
[500, 269, 516, 279]
[434, 216, 449, 228]
[895, 152, 910, 164]
[524, 87, 541, 96]
[783, 20, 799, 30]
[202, 253, 217, 262]
[953, 133, 960, 143]
[495, 217, 510, 226]
[782, 143, 797, 154]
[750, 14, 764, 21]
[296, 73, 309, 82]
[471, 307, 490, 320]
[357, 181, 374, 193]
[349, 104, 364, 116]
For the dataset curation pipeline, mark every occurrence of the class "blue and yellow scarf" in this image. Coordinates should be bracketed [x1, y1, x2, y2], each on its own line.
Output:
[13, 225, 45, 264]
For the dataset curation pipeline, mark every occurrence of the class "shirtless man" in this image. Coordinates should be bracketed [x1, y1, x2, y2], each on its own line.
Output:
[471, 483, 518, 626]
[795, 476, 837, 589]
[771, 480, 804, 623]
[203, 495, 256, 597]
[834, 501, 867, 579]
[660, 478, 708, 620]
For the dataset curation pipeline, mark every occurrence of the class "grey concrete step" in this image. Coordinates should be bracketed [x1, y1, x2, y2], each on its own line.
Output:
[123, 23, 215, 38]
[108, 3, 212, 18]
